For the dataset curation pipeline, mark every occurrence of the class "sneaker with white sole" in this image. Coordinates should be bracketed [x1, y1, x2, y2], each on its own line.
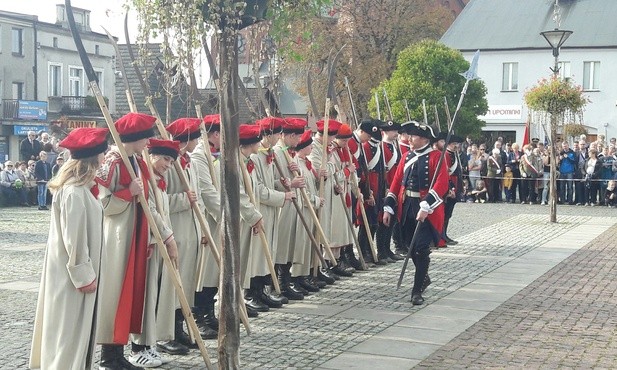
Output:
[147, 347, 172, 365]
[129, 349, 162, 368]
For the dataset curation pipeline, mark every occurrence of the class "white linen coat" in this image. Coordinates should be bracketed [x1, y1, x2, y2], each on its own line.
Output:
[273, 143, 299, 264]
[250, 146, 286, 277]
[161, 157, 202, 308]
[30, 183, 103, 369]
[190, 141, 221, 289]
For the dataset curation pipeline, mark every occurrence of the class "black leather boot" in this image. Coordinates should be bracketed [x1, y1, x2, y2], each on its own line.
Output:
[156, 339, 189, 355]
[309, 269, 327, 288]
[193, 306, 217, 340]
[411, 253, 430, 306]
[245, 286, 269, 312]
[261, 274, 288, 305]
[201, 287, 219, 331]
[317, 267, 336, 284]
[296, 276, 320, 292]
[330, 259, 354, 277]
[278, 263, 304, 300]
[174, 309, 198, 349]
[99, 344, 123, 370]
[345, 245, 365, 270]
[99, 344, 139, 370]
[254, 275, 283, 308]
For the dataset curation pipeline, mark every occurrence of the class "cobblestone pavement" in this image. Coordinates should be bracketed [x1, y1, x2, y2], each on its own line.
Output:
[0, 203, 615, 369]
[416, 217, 617, 369]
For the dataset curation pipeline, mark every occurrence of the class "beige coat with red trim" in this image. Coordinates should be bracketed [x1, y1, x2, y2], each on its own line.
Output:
[95, 153, 146, 345]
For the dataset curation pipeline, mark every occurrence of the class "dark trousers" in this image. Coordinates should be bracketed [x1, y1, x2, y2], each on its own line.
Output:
[520, 177, 537, 203]
[1, 186, 27, 205]
[402, 198, 435, 294]
[486, 177, 500, 202]
[376, 221, 394, 257]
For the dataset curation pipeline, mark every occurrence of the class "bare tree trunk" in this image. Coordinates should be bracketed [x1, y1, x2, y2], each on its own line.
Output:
[549, 115, 558, 223]
[218, 23, 242, 369]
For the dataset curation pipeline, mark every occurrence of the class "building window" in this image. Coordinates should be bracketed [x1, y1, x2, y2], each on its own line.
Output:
[49, 64, 62, 97]
[583, 61, 600, 91]
[12, 28, 23, 55]
[558, 61, 571, 80]
[95, 70, 103, 95]
[12, 82, 24, 100]
[69, 67, 83, 96]
[502, 62, 518, 91]
[95, 45, 99, 55]
[53, 37, 58, 48]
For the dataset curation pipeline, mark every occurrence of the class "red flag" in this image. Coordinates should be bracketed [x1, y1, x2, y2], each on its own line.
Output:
[522, 121, 530, 146]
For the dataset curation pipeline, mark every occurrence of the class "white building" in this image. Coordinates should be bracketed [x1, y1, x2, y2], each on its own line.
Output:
[441, 0, 617, 144]
[0, 5, 115, 161]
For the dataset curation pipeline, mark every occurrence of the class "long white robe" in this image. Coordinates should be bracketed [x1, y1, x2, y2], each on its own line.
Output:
[250, 146, 286, 277]
[190, 141, 221, 289]
[329, 148, 353, 246]
[161, 159, 202, 308]
[96, 152, 149, 345]
[308, 138, 336, 244]
[273, 142, 299, 264]
[30, 183, 103, 369]
[290, 156, 321, 277]
[238, 154, 263, 288]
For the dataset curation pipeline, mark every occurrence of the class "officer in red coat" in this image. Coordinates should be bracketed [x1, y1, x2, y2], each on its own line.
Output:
[383, 121, 449, 305]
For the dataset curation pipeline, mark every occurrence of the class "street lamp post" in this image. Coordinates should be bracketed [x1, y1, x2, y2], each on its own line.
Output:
[540, 28, 572, 223]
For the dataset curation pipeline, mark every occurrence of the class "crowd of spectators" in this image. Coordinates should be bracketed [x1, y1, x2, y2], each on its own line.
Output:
[458, 134, 617, 207]
[0, 131, 66, 209]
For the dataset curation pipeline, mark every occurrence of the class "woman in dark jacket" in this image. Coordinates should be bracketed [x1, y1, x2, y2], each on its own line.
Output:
[34, 151, 52, 210]
[582, 148, 602, 205]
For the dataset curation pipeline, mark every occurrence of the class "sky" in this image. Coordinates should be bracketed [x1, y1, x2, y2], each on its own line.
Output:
[1, 0, 135, 42]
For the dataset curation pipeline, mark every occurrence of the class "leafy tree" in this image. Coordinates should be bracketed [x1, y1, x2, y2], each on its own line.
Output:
[279, 0, 453, 119]
[370, 39, 488, 137]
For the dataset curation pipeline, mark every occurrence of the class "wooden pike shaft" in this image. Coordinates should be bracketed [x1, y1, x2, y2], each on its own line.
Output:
[282, 150, 337, 265]
[238, 151, 282, 295]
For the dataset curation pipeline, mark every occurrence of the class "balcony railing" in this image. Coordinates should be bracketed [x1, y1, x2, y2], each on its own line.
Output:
[59, 96, 99, 114]
[2, 99, 19, 119]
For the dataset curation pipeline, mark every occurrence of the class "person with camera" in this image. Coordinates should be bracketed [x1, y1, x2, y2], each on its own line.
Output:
[559, 141, 577, 204]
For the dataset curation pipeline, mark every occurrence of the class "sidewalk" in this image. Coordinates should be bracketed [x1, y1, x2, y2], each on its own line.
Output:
[0, 204, 615, 369]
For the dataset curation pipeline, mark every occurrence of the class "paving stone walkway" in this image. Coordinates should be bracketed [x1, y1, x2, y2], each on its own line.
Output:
[0, 203, 615, 369]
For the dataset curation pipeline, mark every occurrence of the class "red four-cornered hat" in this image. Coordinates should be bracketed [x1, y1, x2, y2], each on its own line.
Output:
[148, 138, 181, 160]
[166, 118, 201, 142]
[115, 112, 156, 143]
[316, 119, 342, 135]
[203, 114, 221, 132]
[239, 124, 262, 146]
[283, 117, 307, 134]
[295, 130, 313, 151]
[256, 116, 286, 135]
[60, 127, 109, 159]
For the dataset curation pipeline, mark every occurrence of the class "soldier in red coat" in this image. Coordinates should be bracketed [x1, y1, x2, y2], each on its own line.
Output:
[375, 120, 405, 262]
[435, 132, 465, 247]
[383, 121, 449, 305]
